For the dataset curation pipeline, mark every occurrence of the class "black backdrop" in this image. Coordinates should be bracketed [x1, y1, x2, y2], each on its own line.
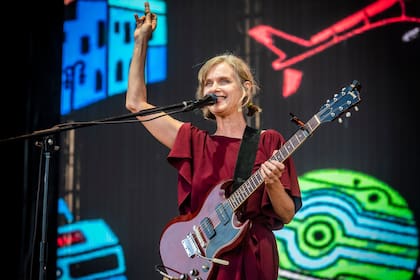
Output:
[5, 0, 420, 279]
[3, 0, 62, 279]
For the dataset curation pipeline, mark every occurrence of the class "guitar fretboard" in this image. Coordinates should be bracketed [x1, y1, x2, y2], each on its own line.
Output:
[227, 115, 321, 211]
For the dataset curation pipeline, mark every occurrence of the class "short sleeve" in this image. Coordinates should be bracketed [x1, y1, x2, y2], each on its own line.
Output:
[167, 123, 194, 214]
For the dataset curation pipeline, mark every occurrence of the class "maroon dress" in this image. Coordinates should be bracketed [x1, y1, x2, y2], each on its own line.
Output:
[167, 122, 301, 280]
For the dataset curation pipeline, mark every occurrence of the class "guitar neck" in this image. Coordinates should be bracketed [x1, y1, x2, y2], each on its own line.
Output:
[228, 115, 321, 211]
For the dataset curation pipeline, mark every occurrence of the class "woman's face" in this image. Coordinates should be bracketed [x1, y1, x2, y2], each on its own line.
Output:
[203, 62, 244, 118]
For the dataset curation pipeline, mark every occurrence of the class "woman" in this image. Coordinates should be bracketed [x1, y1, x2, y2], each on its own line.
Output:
[126, 2, 302, 280]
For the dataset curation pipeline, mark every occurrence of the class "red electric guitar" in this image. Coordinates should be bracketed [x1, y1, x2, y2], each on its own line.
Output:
[157, 80, 362, 280]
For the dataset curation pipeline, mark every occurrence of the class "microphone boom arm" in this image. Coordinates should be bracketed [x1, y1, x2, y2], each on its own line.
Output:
[1, 94, 218, 143]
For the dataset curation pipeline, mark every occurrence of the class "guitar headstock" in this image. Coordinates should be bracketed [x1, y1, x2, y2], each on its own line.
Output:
[317, 80, 362, 123]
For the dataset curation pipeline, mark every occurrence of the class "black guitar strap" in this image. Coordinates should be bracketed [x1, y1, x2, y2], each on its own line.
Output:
[231, 126, 260, 221]
[232, 125, 261, 192]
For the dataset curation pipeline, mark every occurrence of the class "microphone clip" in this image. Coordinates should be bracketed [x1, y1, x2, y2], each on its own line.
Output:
[183, 94, 217, 112]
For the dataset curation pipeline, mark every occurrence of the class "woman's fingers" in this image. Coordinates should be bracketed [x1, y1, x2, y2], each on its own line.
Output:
[261, 160, 285, 183]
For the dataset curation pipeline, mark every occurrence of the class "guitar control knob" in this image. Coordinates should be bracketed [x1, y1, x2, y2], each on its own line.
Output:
[201, 264, 209, 272]
[189, 269, 199, 276]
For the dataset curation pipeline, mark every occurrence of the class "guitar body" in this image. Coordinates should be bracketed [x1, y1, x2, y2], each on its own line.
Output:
[159, 179, 250, 280]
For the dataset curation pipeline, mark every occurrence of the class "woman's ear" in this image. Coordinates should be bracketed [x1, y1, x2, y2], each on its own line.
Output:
[243, 80, 252, 92]
[241, 80, 252, 103]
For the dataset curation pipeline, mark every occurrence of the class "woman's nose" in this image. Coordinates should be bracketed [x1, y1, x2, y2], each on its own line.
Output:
[211, 83, 221, 92]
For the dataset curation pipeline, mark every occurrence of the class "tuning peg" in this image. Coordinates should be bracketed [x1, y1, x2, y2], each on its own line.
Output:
[354, 106, 359, 112]
[345, 111, 351, 118]
[338, 117, 343, 123]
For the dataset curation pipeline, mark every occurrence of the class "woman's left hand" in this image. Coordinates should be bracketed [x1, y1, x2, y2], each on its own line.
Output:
[261, 151, 285, 186]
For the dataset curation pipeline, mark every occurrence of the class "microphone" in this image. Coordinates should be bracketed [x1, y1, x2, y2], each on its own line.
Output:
[183, 93, 218, 112]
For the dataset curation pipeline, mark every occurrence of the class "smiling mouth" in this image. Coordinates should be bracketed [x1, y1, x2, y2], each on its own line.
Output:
[215, 95, 227, 99]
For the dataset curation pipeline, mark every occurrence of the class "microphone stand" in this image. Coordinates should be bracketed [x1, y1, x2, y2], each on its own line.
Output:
[1, 100, 202, 280]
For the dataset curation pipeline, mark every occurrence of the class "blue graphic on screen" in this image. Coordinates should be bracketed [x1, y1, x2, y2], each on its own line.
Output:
[57, 198, 127, 279]
[61, 0, 167, 115]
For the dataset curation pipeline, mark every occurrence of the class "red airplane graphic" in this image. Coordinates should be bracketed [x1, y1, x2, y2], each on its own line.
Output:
[248, 0, 420, 97]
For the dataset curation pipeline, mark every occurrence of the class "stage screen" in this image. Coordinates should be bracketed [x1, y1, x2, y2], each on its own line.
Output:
[57, 0, 420, 279]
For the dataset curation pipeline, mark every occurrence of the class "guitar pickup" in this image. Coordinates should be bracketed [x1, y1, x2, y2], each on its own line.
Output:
[215, 203, 230, 225]
[200, 217, 216, 239]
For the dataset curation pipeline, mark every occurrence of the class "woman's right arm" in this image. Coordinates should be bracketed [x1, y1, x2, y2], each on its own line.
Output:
[126, 2, 183, 149]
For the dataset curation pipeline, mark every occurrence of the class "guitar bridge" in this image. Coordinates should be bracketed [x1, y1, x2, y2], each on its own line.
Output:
[193, 225, 207, 249]
[181, 232, 200, 258]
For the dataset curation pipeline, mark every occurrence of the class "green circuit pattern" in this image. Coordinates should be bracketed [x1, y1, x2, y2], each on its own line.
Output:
[275, 169, 419, 280]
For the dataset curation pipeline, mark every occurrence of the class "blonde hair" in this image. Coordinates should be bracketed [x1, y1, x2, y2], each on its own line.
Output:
[195, 53, 261, 120]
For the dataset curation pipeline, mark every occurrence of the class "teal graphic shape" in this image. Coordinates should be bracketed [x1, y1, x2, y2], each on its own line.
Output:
[275, 169, 419, 280]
